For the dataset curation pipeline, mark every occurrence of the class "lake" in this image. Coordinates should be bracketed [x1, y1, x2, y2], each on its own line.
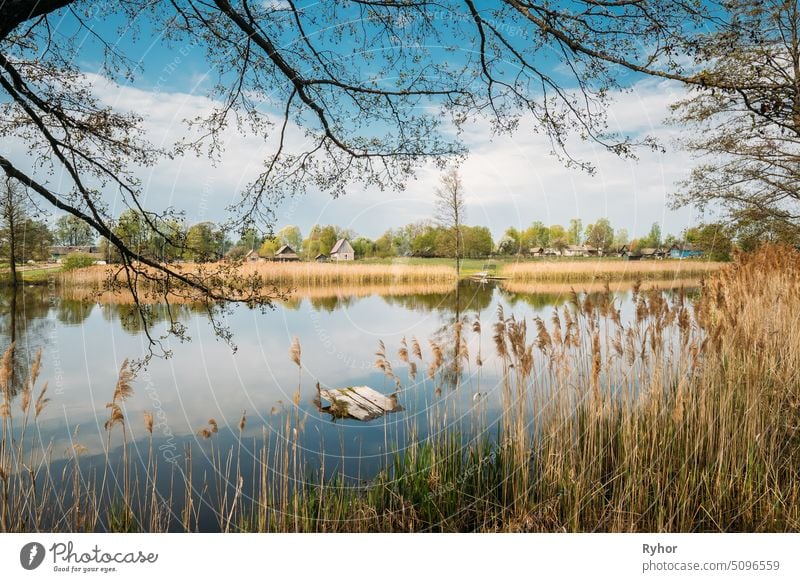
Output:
[0, 278, 699, 530]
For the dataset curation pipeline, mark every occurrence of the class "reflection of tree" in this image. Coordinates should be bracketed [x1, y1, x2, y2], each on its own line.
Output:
[499, 288, 566, 311]
[382, 279, 493, 313]
[428, 280, 490, 390]
[308, 295, 356, 313]
[110, 303, 196, 335]
[0, 286, 52, 396]
[56, 298, 94, 326]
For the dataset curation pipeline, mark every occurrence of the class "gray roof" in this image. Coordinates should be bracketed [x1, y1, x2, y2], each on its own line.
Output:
[276, 245, 297, 255]
[330, 238, 352, 254]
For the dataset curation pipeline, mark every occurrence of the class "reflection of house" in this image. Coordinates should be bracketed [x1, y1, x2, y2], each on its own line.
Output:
[274, 245, 300, 262]
[330, 238, 354, 261]
[244, 249, 263, 263]
[49, 245, 102, 263]
[314, 253, 329, 263]
[668, 243, 704, 259]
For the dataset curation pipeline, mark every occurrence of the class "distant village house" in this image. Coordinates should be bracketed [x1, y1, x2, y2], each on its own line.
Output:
[244, 249, 263, 263]
[330, 238, 354, 261]
[274, 245, 300, 262]
[668, 243, 704, 259]
[49, 245, 102, 263]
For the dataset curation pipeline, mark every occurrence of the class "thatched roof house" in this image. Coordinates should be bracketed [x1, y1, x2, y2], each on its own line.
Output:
[274, 245, 300, 262]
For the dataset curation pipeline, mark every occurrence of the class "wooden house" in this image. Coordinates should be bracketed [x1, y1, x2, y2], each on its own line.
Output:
[49, 245, 102, 263]
[274, 245, 300, 262]
[562, 245, 586, 257]
[639, 247, 666, 260]
[668, 243, 704, 259]
[330, 238, 355, 261]
[244, 249, 263, 263]
[314, 253, 329, 263]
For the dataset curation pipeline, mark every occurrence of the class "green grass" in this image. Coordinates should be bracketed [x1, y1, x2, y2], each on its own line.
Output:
[0, 265, 61, 285]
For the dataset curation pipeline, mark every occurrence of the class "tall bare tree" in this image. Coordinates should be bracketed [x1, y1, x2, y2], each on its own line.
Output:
[434, 169, 466, 276]
[0, 179, 29, 287]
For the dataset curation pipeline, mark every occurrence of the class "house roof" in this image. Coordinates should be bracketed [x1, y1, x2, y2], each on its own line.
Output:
[671, 242, 703, 252]
[245, 249, 259, 257]
[330, 238, 351, 254]
[276, 245, 297, 255]
[639, 247, 664, 255]
[314, 253, 328, 259]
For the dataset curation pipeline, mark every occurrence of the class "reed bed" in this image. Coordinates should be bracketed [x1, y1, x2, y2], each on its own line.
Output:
[501, 258, 722, 282]
[58, 261, 457, 290]
[500, 278, 702, 295]
[1, 245, 798, 532]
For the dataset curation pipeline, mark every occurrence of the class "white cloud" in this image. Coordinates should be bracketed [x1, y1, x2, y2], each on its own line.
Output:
[4, 73, 705, 241]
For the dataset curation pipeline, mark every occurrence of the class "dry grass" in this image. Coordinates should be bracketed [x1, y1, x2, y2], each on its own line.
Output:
[58, 261, 457, 289]
[500, 278, 702, 295]
[2, 245, 798, 532]
[501, 258, 723, 282]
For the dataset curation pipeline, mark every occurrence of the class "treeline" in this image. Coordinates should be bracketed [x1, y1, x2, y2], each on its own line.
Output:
[4, 207, 789, 267]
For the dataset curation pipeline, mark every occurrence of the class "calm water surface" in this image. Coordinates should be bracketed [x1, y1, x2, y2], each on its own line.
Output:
[0, 279, 697, 528]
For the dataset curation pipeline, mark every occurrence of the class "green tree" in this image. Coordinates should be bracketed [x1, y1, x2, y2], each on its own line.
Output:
[498, 227, 522, 255]
[640, 222, 662, 249]
[115, 209, 149, 253]
[277, 225, 303, 250]
[548, 224, 568, 252]
[567, 219, 583, 245]
[259, 237, 279, 259]
[186, 222, 224, 262]
[584, 218, 614, 251]
[613, 228, 629, 248]
[462, 226, 493, 258]
[684, 223, 733, 261]
[54, 214, 95, 246]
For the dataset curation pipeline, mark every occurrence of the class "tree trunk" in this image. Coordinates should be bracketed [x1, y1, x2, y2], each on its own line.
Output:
[7, 207, 17, 288]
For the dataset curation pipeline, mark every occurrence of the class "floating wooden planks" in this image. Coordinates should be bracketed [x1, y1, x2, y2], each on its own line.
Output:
[316, 385, 403, 421]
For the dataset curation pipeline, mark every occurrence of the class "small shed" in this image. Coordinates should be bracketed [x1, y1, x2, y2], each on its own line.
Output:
[274, 244, 300, 262]
[314, 253, 329, 263]
[330, 238, 355, 261]
[529, 246, 545, 257]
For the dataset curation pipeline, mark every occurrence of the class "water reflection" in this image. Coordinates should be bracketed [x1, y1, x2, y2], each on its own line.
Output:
[0, 278, 700, 530]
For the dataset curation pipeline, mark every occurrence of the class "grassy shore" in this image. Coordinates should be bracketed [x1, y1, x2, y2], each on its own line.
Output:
[53, 257, 721, 295]
[501, 257, 722, 282]
[0, 245, 796, 532]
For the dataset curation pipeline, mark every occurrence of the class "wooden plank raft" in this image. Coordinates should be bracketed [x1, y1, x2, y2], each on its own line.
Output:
[316, 385, 403, 421]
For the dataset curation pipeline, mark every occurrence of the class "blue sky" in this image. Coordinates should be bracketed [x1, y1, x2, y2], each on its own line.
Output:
[12, 3, 712, 242]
